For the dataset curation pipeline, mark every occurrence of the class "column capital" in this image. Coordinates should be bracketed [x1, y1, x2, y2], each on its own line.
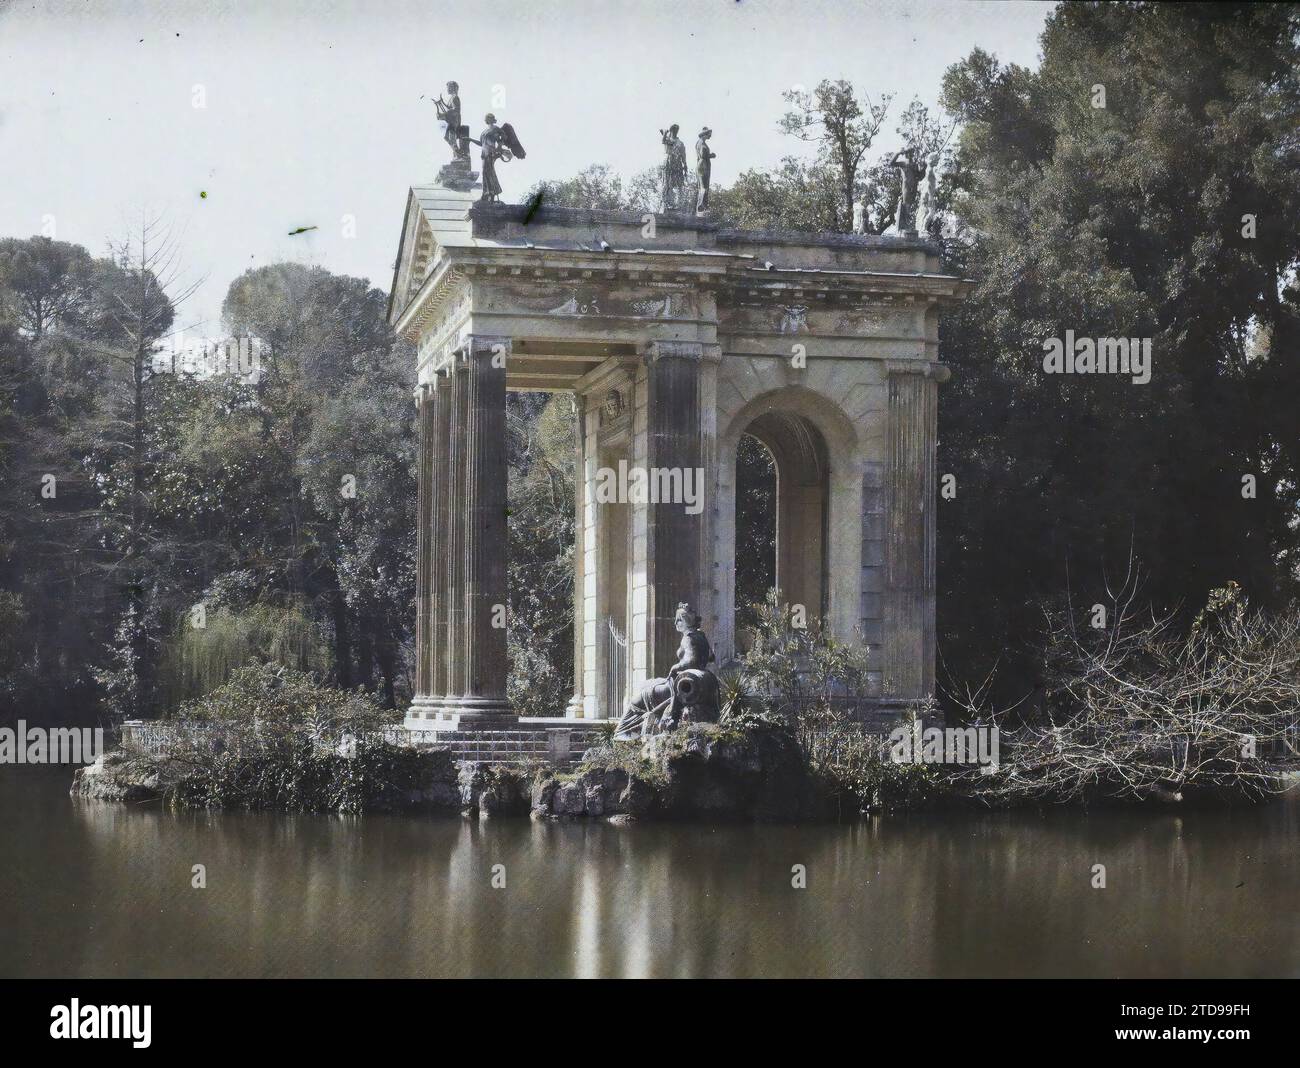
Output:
[459, 334, 512, 363]
[885, 358, 951, 383]
[643, 339, 704, 364]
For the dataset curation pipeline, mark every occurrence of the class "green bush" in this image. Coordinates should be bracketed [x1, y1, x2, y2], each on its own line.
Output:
[176, 662, 387, 734]
[158, 601, 331, 709]
[167, 737, 439, 813]
[156, 664, 440, 812]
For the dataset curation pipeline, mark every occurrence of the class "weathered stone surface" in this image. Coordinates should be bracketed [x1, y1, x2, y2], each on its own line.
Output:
[73, 716, 821, 821]
[618, 773, 656, 815]
[531, 713, 819, 822]
[530, 777, 559, 816]
[457, 761, 531, 817]
[554, 780, 588, 816]
[71, 743, 470, 814]
[71, 752, 166, 803]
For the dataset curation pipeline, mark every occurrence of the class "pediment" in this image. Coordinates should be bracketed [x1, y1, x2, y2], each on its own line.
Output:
[387, 185, 478, 326]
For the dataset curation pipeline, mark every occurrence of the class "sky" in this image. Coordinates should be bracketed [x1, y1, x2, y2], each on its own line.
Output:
[0, 0, 1051, 337]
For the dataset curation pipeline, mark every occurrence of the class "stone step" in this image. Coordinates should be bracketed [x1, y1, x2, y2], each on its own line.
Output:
[408, 732, 605, 737]
[452, 733, 599, 739]
[402, 724, 608, 767]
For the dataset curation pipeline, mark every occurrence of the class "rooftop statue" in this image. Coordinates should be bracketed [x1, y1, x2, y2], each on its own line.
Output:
[469, 113, 526, 203]
[434, 81, 470, 163]
[917, 151, 942, 239]
[695, 127, 716, 215]
[614, 602, 720, 741]
[891, 146, 927, 235]
[660, 124, 687, 212]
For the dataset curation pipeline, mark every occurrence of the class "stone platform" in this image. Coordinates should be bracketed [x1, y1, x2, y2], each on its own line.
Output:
[404, 723, 607, 767]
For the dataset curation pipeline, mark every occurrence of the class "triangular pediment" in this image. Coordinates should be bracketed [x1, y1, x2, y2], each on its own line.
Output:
[387, 184, 478, 326]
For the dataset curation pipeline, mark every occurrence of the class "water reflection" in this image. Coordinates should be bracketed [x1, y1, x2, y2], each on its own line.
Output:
[1, 769, 1296, 977]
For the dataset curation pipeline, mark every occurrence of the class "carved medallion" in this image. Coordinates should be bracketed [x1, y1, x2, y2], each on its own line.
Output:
[601, 390, 625, 424]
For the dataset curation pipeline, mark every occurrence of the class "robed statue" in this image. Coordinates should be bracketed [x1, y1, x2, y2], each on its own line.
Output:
[614, 603, 721, 741]
[916, 151, 942, 238]
[890, 147, 927, 234]
[695, 127, 716, 215]
[469, 113, 526, 203]
[660, 124, 687, 211]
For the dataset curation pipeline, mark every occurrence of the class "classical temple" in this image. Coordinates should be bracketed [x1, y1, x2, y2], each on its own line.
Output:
[388, 161, 969, 733]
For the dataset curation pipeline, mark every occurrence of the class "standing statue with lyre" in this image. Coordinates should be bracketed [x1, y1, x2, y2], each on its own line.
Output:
[434, 81, 470, 162]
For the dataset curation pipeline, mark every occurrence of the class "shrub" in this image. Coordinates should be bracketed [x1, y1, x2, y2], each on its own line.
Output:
[155, 664, 437, 812]
[959, 583, 1300, 805]
[730, 590, 906, 810]
[158, 600, 330, 708]
[167, 737, 440, 813]
[176, 662, 387, 736]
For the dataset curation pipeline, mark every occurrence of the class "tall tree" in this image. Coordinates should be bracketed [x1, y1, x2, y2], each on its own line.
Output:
[779, 79, 892, 232]
[525, 164, 661, 213]
[935, 2, 1300, 704]
[219, 263, 413, 704]
[0, 236, 97, 343]
[86, 213, 198, 720]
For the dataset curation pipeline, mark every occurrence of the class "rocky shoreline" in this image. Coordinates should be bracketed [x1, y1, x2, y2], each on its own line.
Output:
[72, 711, 1299, 819]
[72, 713, 825, 822]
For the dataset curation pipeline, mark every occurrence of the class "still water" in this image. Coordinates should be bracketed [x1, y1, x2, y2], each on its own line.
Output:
[2, 768, 1296, 978]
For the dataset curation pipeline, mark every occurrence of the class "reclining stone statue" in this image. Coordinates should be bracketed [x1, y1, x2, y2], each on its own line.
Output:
[614, 602, 720, 741]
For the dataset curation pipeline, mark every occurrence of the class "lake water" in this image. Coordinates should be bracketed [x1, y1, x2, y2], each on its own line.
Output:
[2, 768, 1296, 978]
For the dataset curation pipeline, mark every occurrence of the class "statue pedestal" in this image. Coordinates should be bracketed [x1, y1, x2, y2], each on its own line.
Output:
[437, 160, 479, 191]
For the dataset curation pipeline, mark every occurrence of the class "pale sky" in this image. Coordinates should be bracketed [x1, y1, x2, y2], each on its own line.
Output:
[0, 0, 1051, 335]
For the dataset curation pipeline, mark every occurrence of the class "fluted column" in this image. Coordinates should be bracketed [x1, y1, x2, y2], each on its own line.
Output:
[566, 393, 587, 718]
[428, 370, 451, 698]
[443, 353, 469, 708]
[644, 340, 704, 675]
[414, 383, 433, 698]
[882, 361, 946, 701]
[460, 335, 513, 720]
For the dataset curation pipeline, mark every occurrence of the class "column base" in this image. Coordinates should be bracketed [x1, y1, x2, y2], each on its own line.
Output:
[404, 695, 516, 733]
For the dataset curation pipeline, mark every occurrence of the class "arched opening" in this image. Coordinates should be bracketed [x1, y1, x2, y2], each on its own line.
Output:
[734, 434, 776, 642]
[732, 411, 830, 651]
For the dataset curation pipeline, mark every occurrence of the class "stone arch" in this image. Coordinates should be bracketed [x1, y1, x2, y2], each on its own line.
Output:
[714, 384, 864, 664]
[740, 411, 829, 625]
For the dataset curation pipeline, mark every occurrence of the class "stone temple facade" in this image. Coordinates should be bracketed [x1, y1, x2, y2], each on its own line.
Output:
[388, 174, 969, 732]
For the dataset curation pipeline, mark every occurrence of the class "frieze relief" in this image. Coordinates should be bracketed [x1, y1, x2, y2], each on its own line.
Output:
[478, 283, 700, 321]
[718, 300, 916, 338]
